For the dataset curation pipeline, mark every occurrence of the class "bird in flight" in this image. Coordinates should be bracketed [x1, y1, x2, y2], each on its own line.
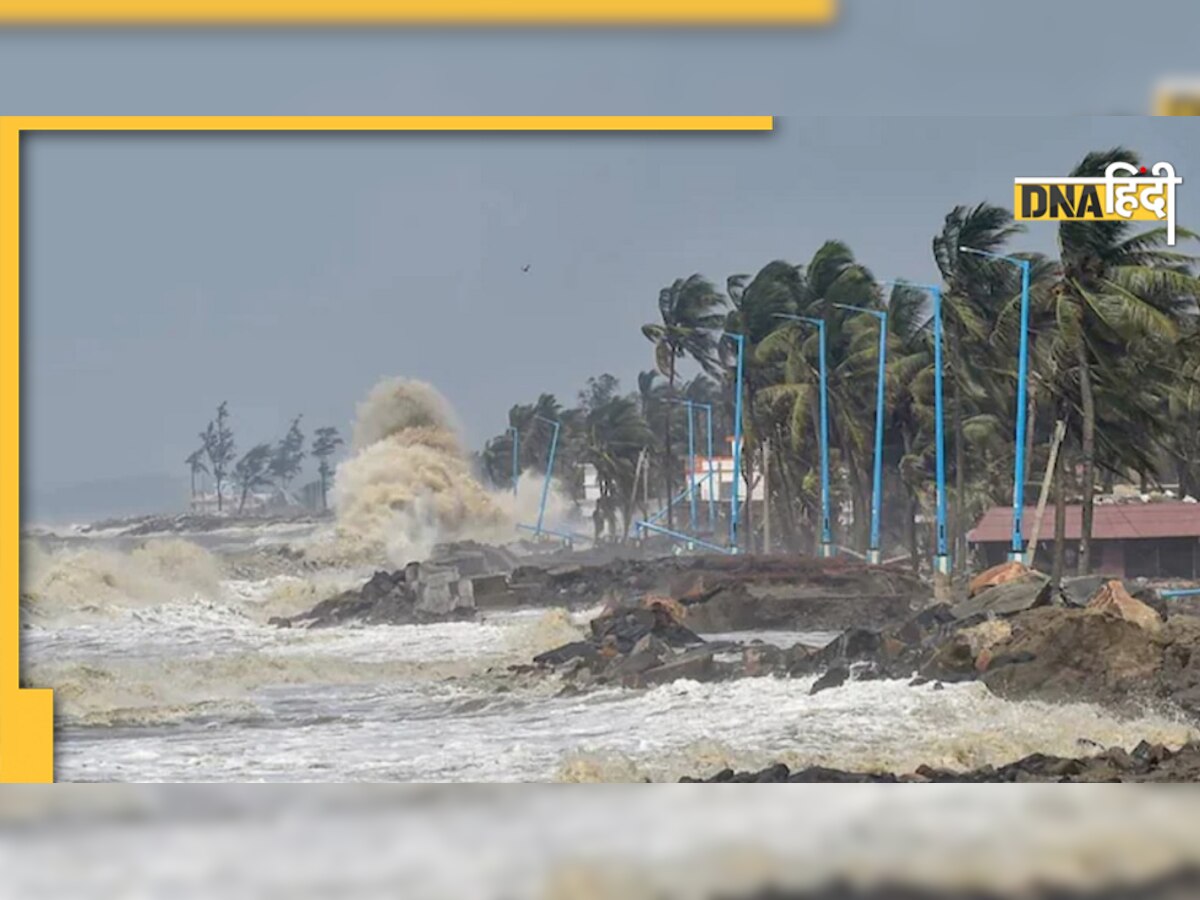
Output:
[521, 264, 531, 273]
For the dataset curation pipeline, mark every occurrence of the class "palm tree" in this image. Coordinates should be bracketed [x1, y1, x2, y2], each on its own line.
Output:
[312, 426, 344, 511]
[508, 393, 565, 475]
[755, 243, 880, 552]
[200, 401, 235, 514]
[1168, 327, 1200, 500]
[1053, 147, 1200, 573]
[233, 443, 274, 514]
[578, 392, 654, 540]
[185, 447, 208, 504]
[933, 203, 1026, 569]
[642, 274, 726, 529]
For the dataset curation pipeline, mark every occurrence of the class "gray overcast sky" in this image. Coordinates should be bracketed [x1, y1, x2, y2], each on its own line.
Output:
[19, 117, 1200, 505]
[4, 0, 1200, 516]
[1, 0, 1199, 115]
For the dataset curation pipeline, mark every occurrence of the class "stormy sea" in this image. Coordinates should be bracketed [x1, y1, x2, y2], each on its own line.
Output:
[13, 377, 1200, 897]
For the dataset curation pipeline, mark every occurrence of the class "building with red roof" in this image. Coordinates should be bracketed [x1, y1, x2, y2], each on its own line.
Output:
[967, 501, 1200, 578]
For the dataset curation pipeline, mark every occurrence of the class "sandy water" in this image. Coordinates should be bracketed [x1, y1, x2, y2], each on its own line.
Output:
[18, 529, 1199, 783]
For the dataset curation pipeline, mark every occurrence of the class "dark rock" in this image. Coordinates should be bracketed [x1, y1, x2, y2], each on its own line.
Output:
[950, 573, 1052, 620]
[681, 741, 1200, 784]
[589, 605, 704, 654]
[810, 665, 849, 695]
[638, 648, 716, 687]
[1060, 574, 1108, 608]
[741, 642, 785, 677]
[917, 631, 982, 683]
[533, 641, 600, 668]
[270, 563, 475, 629]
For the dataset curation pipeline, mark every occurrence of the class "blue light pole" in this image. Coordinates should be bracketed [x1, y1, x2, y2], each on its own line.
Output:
[506, 425, 520, 496]
[668, 398, 711, 535]
[896, 282, 950, 584]
[699, 401, 716, 532]
[832, 302, 888, 565]
[960, 246, 1032, 563]
[532, 414, 560, 538]
[722, 332, 746, 554]
[775, 314, 833, 559]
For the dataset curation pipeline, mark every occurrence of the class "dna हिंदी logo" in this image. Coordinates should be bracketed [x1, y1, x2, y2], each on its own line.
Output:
[1014, 161, 1183, 245]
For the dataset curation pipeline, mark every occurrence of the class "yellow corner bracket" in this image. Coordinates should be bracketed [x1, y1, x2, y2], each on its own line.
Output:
[0, 114, 772, 783]
[1154, 82, 1200, 116]
[0, 0, 835, 26]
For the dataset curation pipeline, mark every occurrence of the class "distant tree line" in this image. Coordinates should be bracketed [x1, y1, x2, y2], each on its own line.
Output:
[478, 370, 732, 540]
[186, 404, 343, 514]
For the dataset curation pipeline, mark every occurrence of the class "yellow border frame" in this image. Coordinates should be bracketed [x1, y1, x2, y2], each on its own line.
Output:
[0, 114, 772, 783]
[0, 0, 835, 25]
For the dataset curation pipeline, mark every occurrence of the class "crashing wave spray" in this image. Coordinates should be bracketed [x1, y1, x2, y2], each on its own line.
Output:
[20, 538, 224, 624]
[323, 378, 518, 565]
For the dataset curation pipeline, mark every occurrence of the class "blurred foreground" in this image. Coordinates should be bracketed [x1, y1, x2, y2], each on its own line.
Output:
[3, 787, 1200, 899]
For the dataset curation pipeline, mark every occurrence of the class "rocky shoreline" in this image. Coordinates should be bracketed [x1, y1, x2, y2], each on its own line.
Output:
[275, 550, 1200, 722]
[680, 740, 1200, 782]
[524, 561, 1200, 716]
[723, 868, 1200, 898]
[74, 511, 331, 537]
[271, 547, 1200, 781]
[273, 548, 927, 633]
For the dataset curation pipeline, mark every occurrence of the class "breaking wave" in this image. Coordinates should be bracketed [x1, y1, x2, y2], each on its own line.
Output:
[318, 378, 510, 566]
[20, 538, 224, 624]
[310, 377, 577, 568]
[29, 608, 586, 729]
[550, 677, 1198, 782]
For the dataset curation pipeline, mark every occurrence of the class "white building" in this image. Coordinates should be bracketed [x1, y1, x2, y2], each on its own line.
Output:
[689, 454, 765, 504]
[580, 463, 601, 520]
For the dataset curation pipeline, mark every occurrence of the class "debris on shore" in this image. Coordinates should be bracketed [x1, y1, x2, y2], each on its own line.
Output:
[267, 562, 479, 628]
[526, 557, 1200, 721]
[271, 547, 926, 632]
[784, 563, 1200, 718]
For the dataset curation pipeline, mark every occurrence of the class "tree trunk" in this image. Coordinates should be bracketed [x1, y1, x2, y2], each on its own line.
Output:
[665, 355, 676, 532]
[740, 452, 754, 553]
[1077, 338, 1096, 575]
[1052, 439, 1068, 589]
[1024, 380, 1038, 491]
[774, 430, 801, 551]
[216, 475, 224, 513]
[763, 439, 772, 554]
[951, 331, 966, 574]
[238, 484, 249, 514]
[907, 491, 920, 574]
[320, 470, 327, 510]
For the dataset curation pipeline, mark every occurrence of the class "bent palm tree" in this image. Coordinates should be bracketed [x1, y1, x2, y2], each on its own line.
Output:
[642, 275, 726, 529]
[933, 203, 1025, 568]
[1054, 147, 1200, 572]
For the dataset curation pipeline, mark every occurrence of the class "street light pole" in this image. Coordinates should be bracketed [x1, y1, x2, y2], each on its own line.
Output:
[702, 402, 715, 532]
[774, 314, 832, 558]
[960, 246, 1032, 563]
[532, 414, 560, 538]
[686, 401, 697, 532]
[891, 283, 950, 591]
[833, 302, 888, 565]
[722, 332, 746, 554]
[931, 284, 950, 582]
[668, 398, 700, 534]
